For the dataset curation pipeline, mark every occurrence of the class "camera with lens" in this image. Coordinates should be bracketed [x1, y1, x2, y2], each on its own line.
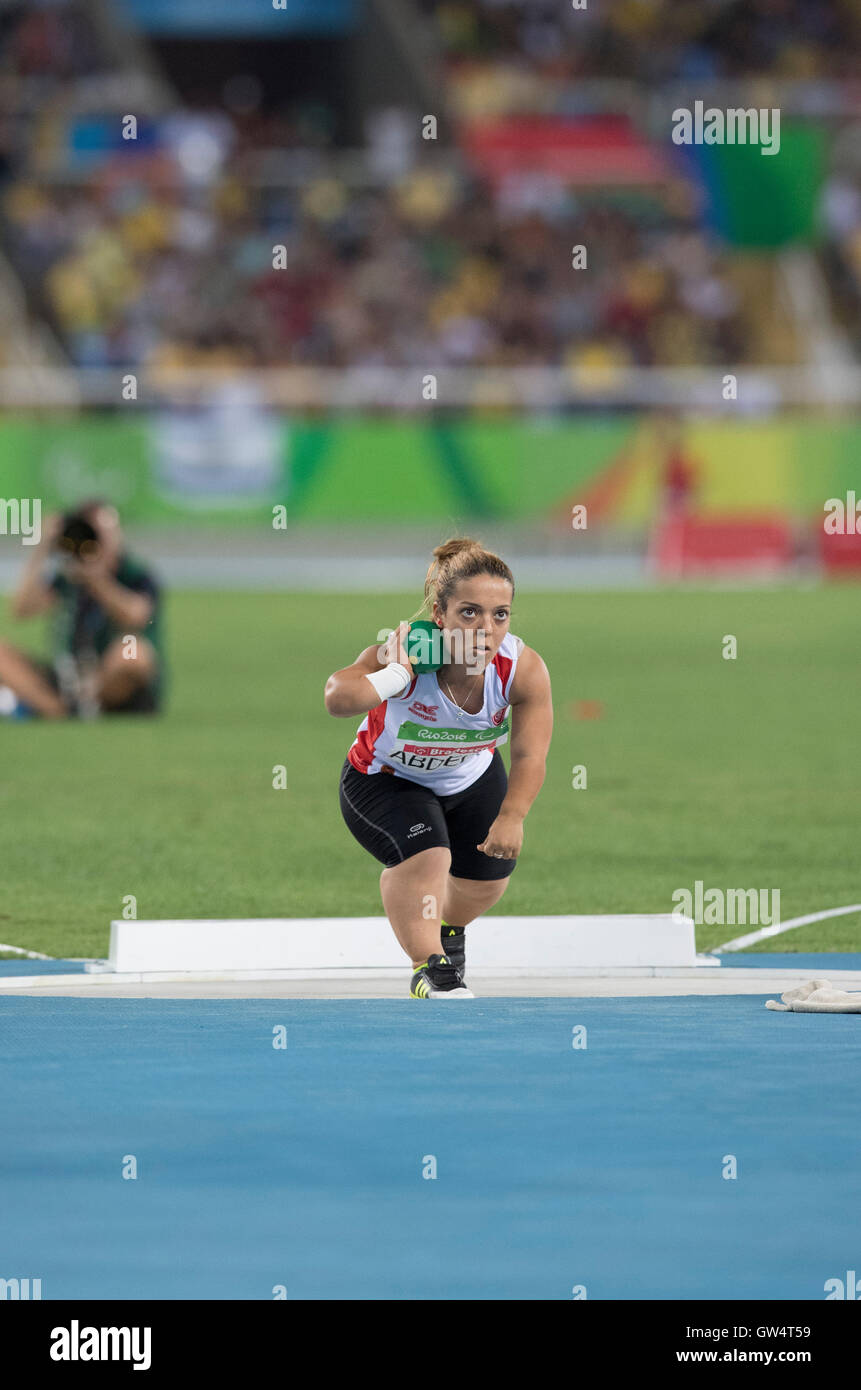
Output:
[55, 512, 101, 566]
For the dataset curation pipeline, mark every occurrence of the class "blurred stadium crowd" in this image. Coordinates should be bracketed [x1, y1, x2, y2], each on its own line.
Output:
[420, 0, 860, 93]
[0, 0, 859, 377]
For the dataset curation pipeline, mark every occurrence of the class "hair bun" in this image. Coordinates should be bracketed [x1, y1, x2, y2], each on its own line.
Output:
[432, 537, 481, 564]
[419, 536, 514, 618]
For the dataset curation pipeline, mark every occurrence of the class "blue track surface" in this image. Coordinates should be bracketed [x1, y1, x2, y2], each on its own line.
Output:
[5, 953, 860, 977]
[2, 953, 859, 976]
[0, 959, 89, 975]
[2, 995, 860, 1299]
[718, 953, 861, 971]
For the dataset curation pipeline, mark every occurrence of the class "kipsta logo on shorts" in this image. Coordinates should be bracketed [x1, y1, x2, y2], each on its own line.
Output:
[408, 701, 438, 720]
[408, 822, 430, 838]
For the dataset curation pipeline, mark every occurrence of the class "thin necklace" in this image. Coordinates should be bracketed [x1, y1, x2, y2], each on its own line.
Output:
[441, 669, 484, 725]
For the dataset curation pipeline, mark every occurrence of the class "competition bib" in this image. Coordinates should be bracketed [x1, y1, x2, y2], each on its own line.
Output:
[384, 716, 510, 773]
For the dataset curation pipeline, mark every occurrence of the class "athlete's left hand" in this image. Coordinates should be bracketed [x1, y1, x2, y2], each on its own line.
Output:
[477, 812, 523, 860]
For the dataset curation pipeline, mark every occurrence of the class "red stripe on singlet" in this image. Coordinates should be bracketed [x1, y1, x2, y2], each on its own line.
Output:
[492, 651, 514, 699]
[348, 702, 387, 773]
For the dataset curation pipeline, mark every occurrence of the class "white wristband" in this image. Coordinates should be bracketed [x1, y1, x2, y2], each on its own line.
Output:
[366, 662, 411, 703]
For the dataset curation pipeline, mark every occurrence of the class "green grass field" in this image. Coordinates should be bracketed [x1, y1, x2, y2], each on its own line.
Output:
[1, 586, 859, 959]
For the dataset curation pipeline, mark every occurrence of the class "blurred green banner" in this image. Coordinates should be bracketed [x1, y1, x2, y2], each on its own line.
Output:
[0, 413, 856, 523]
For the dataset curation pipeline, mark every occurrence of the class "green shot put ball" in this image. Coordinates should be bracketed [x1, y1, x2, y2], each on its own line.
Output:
[407, 620, 445, 674]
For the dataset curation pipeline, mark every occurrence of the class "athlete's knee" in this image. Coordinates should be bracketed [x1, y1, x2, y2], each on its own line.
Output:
[488, 877, 511, 903]
[449, 873, 508, 902]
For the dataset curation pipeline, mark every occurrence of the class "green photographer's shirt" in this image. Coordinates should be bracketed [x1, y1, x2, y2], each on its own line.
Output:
[50, 554, 163, 685]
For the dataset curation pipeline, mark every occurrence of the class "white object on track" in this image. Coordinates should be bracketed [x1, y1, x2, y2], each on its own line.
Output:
[766, 979, 861, 1013]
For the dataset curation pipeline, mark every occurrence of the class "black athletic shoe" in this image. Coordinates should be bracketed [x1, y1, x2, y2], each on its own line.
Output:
[410, 953, 474, 999]
[440, 926, 466, 975]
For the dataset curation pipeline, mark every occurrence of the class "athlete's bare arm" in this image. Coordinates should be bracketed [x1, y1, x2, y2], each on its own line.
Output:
[477, 645, 553, 859]
[324, 622, 415, 718]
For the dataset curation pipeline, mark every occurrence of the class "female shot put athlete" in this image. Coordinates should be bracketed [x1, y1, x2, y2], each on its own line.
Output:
[325, 538, 553, 999]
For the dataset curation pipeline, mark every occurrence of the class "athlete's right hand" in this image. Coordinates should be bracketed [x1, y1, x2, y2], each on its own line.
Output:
[380, 621, 414, 679]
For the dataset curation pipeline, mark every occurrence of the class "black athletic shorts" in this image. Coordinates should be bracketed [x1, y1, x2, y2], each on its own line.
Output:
[339, 751, 517, 880]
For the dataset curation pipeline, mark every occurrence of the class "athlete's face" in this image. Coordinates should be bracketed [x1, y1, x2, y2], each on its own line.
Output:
[434, 576, 513, 669]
